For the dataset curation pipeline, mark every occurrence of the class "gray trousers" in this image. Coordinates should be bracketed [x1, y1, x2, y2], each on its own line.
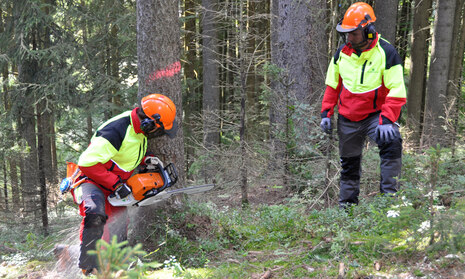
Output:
[337, 113, 402, 206]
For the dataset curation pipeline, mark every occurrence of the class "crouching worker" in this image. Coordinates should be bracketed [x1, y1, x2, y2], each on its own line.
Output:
[72, 94, 178, 275]
[319, 3, 406, 208]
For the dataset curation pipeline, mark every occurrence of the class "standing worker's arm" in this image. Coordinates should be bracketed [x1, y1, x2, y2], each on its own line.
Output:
[379, 42, 407, 124]
[321, 54, 342, 118]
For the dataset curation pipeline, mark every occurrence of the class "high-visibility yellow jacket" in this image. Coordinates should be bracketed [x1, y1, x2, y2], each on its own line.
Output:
[78, 108, 147, 191]
[321, 34, 406, 124]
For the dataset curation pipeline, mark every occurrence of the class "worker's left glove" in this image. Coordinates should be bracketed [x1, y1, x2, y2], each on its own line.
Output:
[114, 183, 131, 199]
[320, 118, 332, 134]
[375, 124, 396, 144]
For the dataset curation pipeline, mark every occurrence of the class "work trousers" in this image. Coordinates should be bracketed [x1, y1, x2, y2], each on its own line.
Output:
[337, 113, 402, 207]
[76, 183, 128, 270]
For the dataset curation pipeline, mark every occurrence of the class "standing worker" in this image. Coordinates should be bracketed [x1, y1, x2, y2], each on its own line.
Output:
[73, 94, 178, 275]
[320, 2, 406, 208]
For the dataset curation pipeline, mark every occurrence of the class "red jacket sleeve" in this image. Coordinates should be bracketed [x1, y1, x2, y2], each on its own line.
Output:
[321, 77, 342, 118]
[79, 163, 121, 190]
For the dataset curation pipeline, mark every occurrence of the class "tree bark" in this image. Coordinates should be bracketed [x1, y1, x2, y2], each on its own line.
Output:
[238, 0, 249, 206]
[15, 0, 40, 224]
[201, 0, 220, 183]
[183, 0, 199, 180]
[374, 0, 399, 44]
[422, 0, 457, 147]
[9, 158, 19, 210]
[135, 0, 185, 241]
[407, 0, 432, 146]
[270, 0, 327, 188]
[447, 0, 465, 152]
[395, 0, 411, 64]
[2, 160, 8, 211]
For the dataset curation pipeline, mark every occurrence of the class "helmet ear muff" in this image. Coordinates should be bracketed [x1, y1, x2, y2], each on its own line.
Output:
[140, 113, 165, 134]
[365, 23, 376, 40]
[140, 118, 155, 133]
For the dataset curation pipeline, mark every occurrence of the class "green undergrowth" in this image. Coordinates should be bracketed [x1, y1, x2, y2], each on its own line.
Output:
[1, 191, 465, 278]
[2, 147, 465, 278]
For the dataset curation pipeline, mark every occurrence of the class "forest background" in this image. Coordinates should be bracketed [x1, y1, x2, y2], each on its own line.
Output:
[0, 0, 465, 278]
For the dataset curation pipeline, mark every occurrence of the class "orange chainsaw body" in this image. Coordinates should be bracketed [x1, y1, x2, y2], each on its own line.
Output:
[126, 172, 165, 201]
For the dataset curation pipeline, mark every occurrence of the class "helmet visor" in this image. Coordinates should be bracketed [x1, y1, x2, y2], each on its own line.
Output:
[336, 22, 358, 33]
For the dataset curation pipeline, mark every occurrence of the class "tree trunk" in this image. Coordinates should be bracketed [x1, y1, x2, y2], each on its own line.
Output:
[201, 0, 220, 183]
[50, 114, 58, 184]
[447, 0, 465, 153]
[15, 1, 40, 224]
[183, 0, 199, 180]
[2, 160, 8, 211]
[270, 0, 287, 184]
[238, 0, 249, 206]
[422, 0, 457, 147]
[135, 0, 185, 240]
[374, 0, 399, 44]
[407, 0, 432, 146]
[270, 0, 327, 188]
[328, 0, 341, 59]
[395, 0, 412, 64]
[9, 158, 20, 210]
[110, 22, 121, 114]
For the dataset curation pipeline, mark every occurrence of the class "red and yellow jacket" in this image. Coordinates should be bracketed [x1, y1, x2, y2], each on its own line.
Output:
[77, 108, 148, 192]
[321, 34, 406, 124]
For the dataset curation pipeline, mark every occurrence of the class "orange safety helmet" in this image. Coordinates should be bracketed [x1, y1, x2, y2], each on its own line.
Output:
[141, 94, 177, 137]
[336, 2, 376, 33]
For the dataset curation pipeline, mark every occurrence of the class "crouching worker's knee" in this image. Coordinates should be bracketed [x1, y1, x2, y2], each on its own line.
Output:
[84, 214, 107, 228]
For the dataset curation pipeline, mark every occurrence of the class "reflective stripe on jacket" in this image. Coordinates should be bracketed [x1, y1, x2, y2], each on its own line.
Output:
[321, 34, 406, 124]
[78, 108, 147, 191]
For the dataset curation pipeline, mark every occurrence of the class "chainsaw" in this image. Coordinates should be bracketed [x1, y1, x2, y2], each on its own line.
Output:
[60, 159, 214, 207]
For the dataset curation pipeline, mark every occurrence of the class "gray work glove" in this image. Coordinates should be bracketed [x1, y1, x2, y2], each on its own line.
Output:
[320, 118, 332, 134]
[114, 183, 131, 199]
[375, 124, 396, 144]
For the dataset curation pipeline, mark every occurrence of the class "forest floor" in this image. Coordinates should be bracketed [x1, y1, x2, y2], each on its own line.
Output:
[1, 182, 465, 279]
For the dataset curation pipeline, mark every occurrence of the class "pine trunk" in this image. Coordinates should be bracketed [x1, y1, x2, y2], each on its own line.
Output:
[2, 161, 7, 211]
[270, 0, 327, 188]
[374, 0, 399, 44]
[183, 0, 199, 180]
[407, 0, 432, 146]
[395, 0, 411, 63]
[422, 0, 457, 147]
[9, 158, 20, 210]
[447, 0, 465, 152]
[135, 0, 185, 240]
[201, 0, 220, 183]
[238, 0, 249, 206]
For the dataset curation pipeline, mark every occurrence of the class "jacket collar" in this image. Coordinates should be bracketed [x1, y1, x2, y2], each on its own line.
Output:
[131, 107, 144, 134]
[341, 33, 379, 56]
